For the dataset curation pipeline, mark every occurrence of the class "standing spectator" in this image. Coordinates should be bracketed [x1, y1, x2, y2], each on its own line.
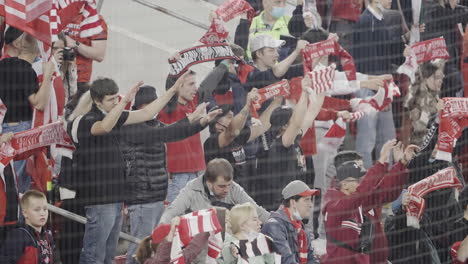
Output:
[74, 74, 186, 264]
[159, 158, 270, 225]
[62, 8, 107, 84]
[0, 190, 54, 263]
[322, 140, 417, 264]
[1, 26, 24, 59]
[0, 52, 60, 193]
[0, 132, 17, 245]
[204, 93, 282, 191]
[159, 70, 212, 203]
[120, 86, 221, 264]
[246, 0, 297, 60]
[256, 75, 325, 211]
[261, 180, 320, 264]
[449, 188, 468, 252]
[352, 0, 397, 168]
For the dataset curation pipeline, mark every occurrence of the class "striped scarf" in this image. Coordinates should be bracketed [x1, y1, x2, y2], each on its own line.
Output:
[231, 233, 281, 264]
[171, 209, 223, 264]
[283, 206, 308, 264]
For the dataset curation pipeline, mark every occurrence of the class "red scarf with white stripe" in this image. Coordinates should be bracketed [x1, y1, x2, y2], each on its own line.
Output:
[250, 80, 290, 118]
[283, 206, 307, 264]
[171, 209, 223, 264]
[435, 98, 468, 162]
[406, 167, 463, 228]
[215, 0, 254, 22]
[302, 39, 356, 82]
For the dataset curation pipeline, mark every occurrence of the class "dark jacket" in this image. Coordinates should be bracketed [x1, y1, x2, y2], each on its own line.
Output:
[119, 117, 204, 205]
[0, 224, 54, 264]
[261, 208, 319, 264]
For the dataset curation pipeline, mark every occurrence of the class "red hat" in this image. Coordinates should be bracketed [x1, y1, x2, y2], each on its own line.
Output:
[151, 224, 171, 244]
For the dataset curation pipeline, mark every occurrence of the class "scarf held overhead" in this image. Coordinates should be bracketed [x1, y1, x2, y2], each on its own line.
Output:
[199, 18, 229, 45]
[250, 80, 290, 118]
[168, 43, 237, 78]
[406, 167, 463, 228]
[170, 208, 223, 264]
[215, 0, 254, 22]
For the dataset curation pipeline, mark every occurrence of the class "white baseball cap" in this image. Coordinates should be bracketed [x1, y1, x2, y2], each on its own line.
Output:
[250, 34, 285, 53]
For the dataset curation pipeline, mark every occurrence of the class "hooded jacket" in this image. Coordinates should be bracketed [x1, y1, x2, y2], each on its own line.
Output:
[322, 161, 408, 264]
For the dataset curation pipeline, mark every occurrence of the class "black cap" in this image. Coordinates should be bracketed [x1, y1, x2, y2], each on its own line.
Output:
[334, 151, 363, 169]
[133, 85, 157, 109]
[5, 26, 24, 45]
[336, 161, 366, 182]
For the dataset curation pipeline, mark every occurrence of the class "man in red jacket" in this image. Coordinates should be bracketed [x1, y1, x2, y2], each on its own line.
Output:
[322, 140, 418, 264]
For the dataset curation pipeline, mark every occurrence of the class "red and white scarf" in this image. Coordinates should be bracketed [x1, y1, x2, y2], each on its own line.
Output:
[250, 80, 290, 118]
[0, 99, 7, 133]
[302, 39, 356, 82]
[283, 206, 308, 264]
[232, 233, 281, 264]
[406, 167, 463, 228]
[170, 209, 223, 264]
[199, 18, 229, 45]
[350, 79, 400, 115]
[0, 122, 75, 173]
[306, 63, 336, 94]
[435, 98, 468, 162]
[410, 37, 450, 65]
[215, 0, 254, 22]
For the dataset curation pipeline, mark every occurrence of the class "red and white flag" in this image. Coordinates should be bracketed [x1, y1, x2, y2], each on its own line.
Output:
[171, 209, 223, 264]
[318, 117, 346, 151]
[306, 63, 336, 94]
[406, 167, 463, 228]
[215, 0, 254, 22]
[199, 18, 229, 45]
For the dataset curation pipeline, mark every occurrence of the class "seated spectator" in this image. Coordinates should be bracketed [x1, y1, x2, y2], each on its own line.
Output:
[218, 202, 276, 263]
[322, 140, 417, 264]
[159, 158, 270, 224]
[0, 190, 54, 263]
[255, 76, 325, 210]
[404, 60, 445, 145]
[261, 180, 320, 264]
[204, 93, 282, 191]
[120, 86, 221, 264]
[135, 216, 210, 264]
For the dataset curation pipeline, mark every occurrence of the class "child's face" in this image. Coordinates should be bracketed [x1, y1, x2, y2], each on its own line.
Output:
[23, 198, 48, 231]
[242, 212, 261, 233]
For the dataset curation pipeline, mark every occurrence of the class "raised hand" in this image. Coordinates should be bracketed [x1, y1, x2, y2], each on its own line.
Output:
[295, 40, 309, 52]
[403, 145, 420, 164]
[246, 88, 259, 105]
[123, 81, 144, 104]
[337, 110, 352, 120]
[188, 102, 208, 123]
[378, 139, 397, 164]
[0, 132, 14, 144]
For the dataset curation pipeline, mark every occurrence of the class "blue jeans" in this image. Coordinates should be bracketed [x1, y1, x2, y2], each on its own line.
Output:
[79, 203, 123, 264]
[126, 202, 165, 264]
[2, 121, 32, 194]
[355, 89, 396, 169]
[166, 172, 200, 203]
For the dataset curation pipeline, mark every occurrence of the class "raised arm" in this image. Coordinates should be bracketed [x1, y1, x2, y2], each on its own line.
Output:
[125, 71, 188, 125]
[248, 96, 283, 142]
[300, 92, 326, 134]
[218, 89, 258, 148]
[272, 40, 308, 78]
[29, 51, 62, 110]
[90, 81, 141, 135]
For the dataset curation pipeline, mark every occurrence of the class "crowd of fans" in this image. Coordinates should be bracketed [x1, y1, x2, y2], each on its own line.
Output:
[0, 0, 468, 263]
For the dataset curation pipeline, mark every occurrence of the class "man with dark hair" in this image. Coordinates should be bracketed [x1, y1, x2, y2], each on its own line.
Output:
[75, 74, 187, 264]
[159, 71, 210, 204]
[159, 158, 269, 224]
[261, 180, 320, 264]
[1, 26, 24, 59]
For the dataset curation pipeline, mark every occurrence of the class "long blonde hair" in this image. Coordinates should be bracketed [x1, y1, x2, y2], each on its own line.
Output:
[68, 90, 92, 121]
[229, 202, 257, 235]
